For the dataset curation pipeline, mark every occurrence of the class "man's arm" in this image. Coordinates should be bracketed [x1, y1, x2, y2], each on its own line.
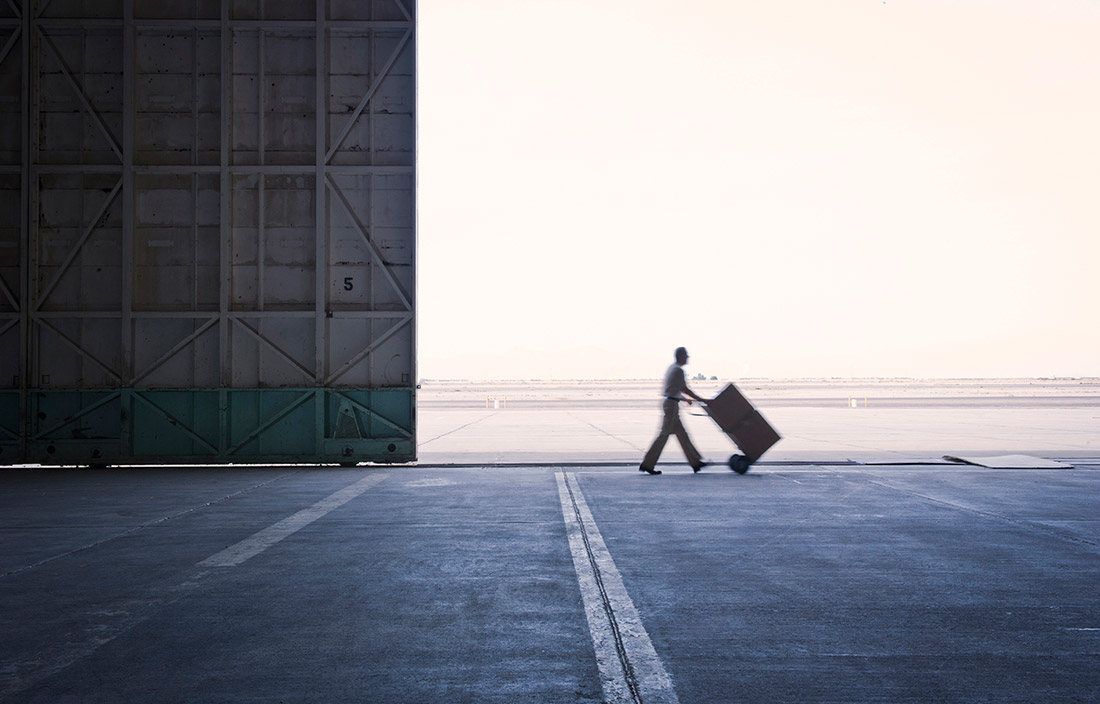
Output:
[682, 386, 706, 404]
[679, 371, 706, 404]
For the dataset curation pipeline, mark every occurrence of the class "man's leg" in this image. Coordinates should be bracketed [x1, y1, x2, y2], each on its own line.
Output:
[640, 432, 668, 471]
[641, 401, 677, 471]
[669, 413, 703, 468]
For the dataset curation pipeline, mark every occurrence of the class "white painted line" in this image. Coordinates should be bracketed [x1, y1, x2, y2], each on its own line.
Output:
[556, 471, 680, 704]
[199, 473, 387, 567]
[1061, 627, 1100, 631]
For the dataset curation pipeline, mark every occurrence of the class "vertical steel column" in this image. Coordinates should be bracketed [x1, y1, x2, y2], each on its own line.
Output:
[257, 23, 264, 314]
[76, 30, 85, 378]
[411, 0, 419, 401]
[257, 17, 265, 381]
[26, 0, 38, 416]
[120, 0, 135, 452]
[366, 22, 374, 389]
[218, 0, 231, 450]
[191, 28, 199, 314]
[80, 28, 87, 377]
[314, 0, 326, 451]
[19, 0, 29, 458]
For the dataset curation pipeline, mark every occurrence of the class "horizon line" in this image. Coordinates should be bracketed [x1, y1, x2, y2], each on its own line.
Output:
[418, 375, 1100, 383]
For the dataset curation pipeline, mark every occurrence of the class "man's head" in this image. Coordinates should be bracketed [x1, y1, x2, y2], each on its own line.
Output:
[675, 347, 689, 365]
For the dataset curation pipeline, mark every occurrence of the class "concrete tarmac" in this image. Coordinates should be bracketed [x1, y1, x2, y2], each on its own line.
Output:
[3, 463, 1099, 703]
[417, 379, 1100, 464]
[417, 405, 1100, 464]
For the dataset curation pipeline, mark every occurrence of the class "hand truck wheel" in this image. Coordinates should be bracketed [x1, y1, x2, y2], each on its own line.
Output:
[728, 454, 750, 474]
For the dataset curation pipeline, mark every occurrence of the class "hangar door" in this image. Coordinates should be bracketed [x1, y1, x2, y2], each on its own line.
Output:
[0, 0, 416, 465]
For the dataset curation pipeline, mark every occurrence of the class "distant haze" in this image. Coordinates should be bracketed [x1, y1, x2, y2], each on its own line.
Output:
[417, 0, 1100, 380]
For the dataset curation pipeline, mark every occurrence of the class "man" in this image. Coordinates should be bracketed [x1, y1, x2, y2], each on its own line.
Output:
[640, 347, 710, 475]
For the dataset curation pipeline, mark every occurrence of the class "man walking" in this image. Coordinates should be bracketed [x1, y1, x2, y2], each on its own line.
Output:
[640, 347, 709, 475]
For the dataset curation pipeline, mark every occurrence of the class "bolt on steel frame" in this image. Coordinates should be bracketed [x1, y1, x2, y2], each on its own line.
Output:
[0, 0, 417, 465]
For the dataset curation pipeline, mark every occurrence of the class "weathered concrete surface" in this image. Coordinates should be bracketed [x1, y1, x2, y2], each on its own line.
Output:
[2, 464, 1099, 702]
[416, 380, 1100, 464]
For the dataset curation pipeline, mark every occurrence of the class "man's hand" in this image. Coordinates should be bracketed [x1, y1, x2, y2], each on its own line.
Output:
[685, 398, 693, 406]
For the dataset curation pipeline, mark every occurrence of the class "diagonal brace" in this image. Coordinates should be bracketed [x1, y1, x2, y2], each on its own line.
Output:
[132, 392, 219, 454]
[226, 390, 314, 455]
[36, 26, 123, 161]
[131, 318, 218, 385]
[327, 174, 412, 310]
[392, 0, 413, 22]
[326, 316, 411, 386]
[34, 178, 122, 311]
[32, 390, 121, 440]
[0, 316, 18, 337]
[325, 29, 411, 163]
[232, 318, 315, 382]
[330, 390, 412, 439]
[35, 317, 122, 382]
[0, 26, 20, 68]
[0, 274, 18, 310]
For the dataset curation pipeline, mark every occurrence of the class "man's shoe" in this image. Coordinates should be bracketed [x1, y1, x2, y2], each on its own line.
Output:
[691, 461, 710, 473]
[639, 465, 662, 475]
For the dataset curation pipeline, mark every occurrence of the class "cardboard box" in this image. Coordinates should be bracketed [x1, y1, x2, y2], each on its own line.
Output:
[704, 383, 781, 462]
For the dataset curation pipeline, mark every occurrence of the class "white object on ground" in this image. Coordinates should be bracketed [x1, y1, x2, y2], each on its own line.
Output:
[942, 454, 1074, 469]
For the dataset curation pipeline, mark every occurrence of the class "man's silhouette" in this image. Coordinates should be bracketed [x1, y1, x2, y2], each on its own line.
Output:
[640, 347, 709, 475]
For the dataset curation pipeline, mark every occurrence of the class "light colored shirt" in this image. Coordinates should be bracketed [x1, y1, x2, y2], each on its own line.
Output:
[663, 364, 687, 399]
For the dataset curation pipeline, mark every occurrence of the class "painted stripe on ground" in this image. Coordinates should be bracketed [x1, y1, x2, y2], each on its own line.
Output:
[556, 471, 680, 704]
[199, 473, 387, 567]
[1, 471, 298, 579]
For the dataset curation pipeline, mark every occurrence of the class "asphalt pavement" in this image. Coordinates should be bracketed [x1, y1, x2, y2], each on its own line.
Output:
[2, 463, 1099, 703]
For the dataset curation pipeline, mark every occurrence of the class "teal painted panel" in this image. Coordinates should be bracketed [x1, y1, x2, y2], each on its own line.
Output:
[227, 390, 317, 458]
[132, 391, 220, 457]
[322, 438, 415, 461]
[0, 391, 18, 438]
[0, 391, 18, 463]
[328, 389, 414, 441]
[27, 391, 123, 464]
[32, 392, 122, 441]
[1, 388, 416, 466]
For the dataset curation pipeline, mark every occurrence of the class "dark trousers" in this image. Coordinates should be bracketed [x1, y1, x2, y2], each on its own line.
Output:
[642, 398, 702, 469]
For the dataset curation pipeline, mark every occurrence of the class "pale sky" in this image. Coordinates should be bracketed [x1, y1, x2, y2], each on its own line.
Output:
[416, 0, 1100, 380]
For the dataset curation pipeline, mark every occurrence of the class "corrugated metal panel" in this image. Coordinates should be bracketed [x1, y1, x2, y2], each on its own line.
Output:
[0, 0, 416, 466]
